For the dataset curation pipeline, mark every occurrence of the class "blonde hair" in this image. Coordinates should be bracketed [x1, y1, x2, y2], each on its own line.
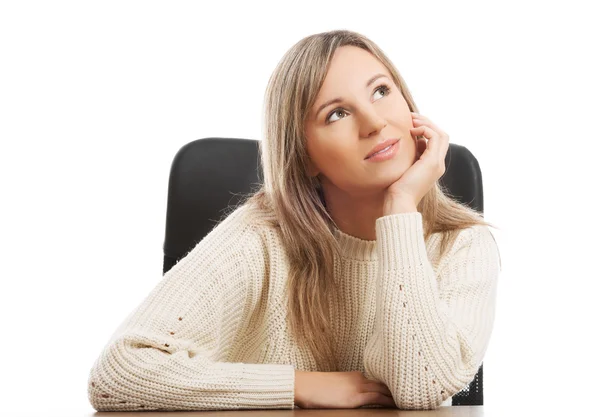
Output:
[222, 29, 500, 372]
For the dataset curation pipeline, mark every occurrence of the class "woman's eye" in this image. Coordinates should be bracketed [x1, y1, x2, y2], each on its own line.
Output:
[325, 84, 391, 124]
[326, 108, 347, 124]
[374, 84, 390, 100]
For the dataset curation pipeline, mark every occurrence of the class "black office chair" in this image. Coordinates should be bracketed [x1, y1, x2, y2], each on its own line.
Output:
[162, 137, 485, 406]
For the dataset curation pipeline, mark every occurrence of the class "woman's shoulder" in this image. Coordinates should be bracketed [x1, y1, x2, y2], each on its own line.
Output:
[162, 203, 282, 309]
[430, 223, 500, 275]
[234, 203, 286, 260]
[428, 222, 495, 247]
[168, 204, 266, 273]
[453, 223, 495, 245]
[210, 203, 288, 300]
[199, 202, 282, 258]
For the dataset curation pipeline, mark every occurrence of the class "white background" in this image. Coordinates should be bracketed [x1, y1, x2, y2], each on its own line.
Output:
[1, 1, 598, 416]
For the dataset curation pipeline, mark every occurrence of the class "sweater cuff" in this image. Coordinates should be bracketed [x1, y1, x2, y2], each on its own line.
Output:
[375, 212, 426, 271]
[236, 363, 296, 409]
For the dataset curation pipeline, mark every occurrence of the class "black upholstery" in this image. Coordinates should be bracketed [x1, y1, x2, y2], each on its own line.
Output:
[162, 137, 485, 406]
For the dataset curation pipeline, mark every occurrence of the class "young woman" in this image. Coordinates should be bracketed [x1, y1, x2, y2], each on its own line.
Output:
[88, 29, 501, 412]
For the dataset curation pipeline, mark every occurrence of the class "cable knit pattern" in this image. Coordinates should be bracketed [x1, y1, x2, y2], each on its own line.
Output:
[88, 204, 500, 411]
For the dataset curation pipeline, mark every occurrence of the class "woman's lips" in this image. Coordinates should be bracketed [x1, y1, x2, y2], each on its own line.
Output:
[364, 139, 400, 162]
[365, 138, 400, 159]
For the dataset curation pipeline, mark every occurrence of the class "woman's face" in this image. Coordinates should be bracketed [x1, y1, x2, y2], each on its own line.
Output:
[304, 45, 417, 197]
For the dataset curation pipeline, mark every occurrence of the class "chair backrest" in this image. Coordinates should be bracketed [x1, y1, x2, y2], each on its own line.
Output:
[162, 137, 485, 406]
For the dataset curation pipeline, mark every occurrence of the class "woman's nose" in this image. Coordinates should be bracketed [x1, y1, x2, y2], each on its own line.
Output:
[359, 108, 387, 137]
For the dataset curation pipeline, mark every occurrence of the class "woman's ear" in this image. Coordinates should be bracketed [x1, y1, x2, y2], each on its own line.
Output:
[306, 158, 320, 178]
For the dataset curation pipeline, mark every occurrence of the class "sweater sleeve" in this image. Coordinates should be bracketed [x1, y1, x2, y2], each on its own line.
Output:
[362, 212, 500, 410]
[87, 210, 296, 411]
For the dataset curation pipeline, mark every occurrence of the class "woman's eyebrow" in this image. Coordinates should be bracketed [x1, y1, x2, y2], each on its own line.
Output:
[314, 73, 389, 120]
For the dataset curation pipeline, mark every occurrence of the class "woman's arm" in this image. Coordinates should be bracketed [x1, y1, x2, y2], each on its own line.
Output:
[363, 212, 500, 409]
[88, 210, 295, 412]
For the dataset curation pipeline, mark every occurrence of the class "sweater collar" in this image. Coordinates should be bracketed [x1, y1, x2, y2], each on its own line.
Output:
[332, 226, 378, 262]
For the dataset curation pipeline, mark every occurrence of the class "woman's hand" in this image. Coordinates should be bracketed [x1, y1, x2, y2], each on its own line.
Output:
[294, 370, 396, 409]
[384, 112, 450, 210]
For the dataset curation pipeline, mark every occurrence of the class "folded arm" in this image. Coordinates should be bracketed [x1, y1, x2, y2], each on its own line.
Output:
[363, 212, 500, 409]
[88, 213, 295, 411]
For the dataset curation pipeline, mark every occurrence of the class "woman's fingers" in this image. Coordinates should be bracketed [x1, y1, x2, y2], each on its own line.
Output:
[411, 114, 450, 162]
[360, 392, 397, 408]
[410, 124, 449, 173]
[379, 394, 397, 408]
[362, 382, 393, 397]
[410, 125, 437, 159]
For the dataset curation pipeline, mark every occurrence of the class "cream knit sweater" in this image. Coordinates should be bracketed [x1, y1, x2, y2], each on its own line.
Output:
[88, 203, 500, 411]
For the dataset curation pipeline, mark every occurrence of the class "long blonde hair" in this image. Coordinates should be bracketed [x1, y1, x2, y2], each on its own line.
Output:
[221, 29, 500, 372]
